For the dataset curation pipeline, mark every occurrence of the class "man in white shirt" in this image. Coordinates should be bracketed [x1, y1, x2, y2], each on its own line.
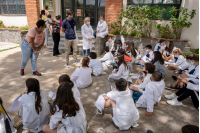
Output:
[88, 52, 103, 76]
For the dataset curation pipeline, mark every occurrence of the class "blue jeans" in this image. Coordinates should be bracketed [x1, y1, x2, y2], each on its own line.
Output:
[93, 31, 97, 38]
[21, 39, 39, 71]
[83, 49, 90, 58]
[132, 91, 143, 103]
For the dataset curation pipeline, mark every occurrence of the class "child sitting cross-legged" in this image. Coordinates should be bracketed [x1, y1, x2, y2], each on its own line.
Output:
[129, 63, 155, 93]
[137, 45, 154, 66]
[106, 36, 116, 54]
[88, 52, 104, 76]
[42, 82, 87, 133]
[95, 78, 139, 130]
[134, 71, 165, 116]
[99, 46, 114, 68]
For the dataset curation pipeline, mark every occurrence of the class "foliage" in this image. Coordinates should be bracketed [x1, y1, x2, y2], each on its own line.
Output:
[184, 48, 199, 57]
[20, 25, 29, 30]
[155, 23, 173, 39]
[0, 20, 3, 26]
[169, 7, 196, 39]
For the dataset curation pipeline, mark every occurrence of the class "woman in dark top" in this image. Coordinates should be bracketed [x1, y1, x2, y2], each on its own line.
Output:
[50, 15, 61, 56]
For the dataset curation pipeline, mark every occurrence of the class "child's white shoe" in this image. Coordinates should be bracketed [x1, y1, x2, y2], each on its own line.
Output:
[165, 93, 177, 100]
[167, 98, 182, 106]
[95, 106, 103, 115]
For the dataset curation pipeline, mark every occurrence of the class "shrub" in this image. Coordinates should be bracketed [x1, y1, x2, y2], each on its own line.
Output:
[184, 48, 199, 57]
[20, 25, 29, 30]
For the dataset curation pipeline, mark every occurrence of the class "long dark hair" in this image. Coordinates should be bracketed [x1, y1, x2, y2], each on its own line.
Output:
[165, 41, 174, 54]
[118, 48, 129, 56]
[126, 42, 137, 57]
[59, 74, 74, 87]
[117, 55, 128, 70]
[152, 51, 164, 65]
[51, 83, 80, 118]
[40, 10, 45, 18]
[26, 78, 42, 114]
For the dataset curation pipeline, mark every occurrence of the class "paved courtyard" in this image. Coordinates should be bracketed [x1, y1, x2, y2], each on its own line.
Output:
[0, 45, 198, 133]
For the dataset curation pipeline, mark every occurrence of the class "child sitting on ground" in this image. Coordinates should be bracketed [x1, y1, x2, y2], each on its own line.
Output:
[18, 78, 50, 133]
[108, 55, 129, 82]
[154, 39, 166, 54]
[129, 63, 155, 92]
[106, 36, 116, 54]
[134, 71, 165, 116]
[99, 46, 114, 68]
[166, 48, 187, 71]
[42, 83, 87, 133]
[59, 74, 80, 98]
[137, 45, 154, 66]
[162, 41, 177, 62]
[114, 40, 123, 55]
[95, 78, 139, 130]
[0, 97, 17, 133]
[88, 52, 104, 76]
[70, 57, 92, 88]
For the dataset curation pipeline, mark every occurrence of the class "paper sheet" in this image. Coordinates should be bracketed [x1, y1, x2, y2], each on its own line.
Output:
[142, 55, 148, 62]
[9, 96, 21, 112]
[131, 75, 140, 79]
[129, 73, 139, 76]
[49, 91, 56, 100]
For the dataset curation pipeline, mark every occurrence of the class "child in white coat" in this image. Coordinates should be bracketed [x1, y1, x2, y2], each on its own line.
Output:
[42, 83, 87, 133]
[130, 63, 155, 92]
[95, 78, 139, 130]
[59, 74, 80, 98]
[137, 45, 154, 66]
[18, 78, 50, 133]
[99, 46, 114, 68]
[88, 52, 104, 76]
[71, 57, 92, 88]
[162, 41, 177, 62]
[134, 71, 165, 116]
[106, 36, 116, 54]
[154, 39, 166, 54]
[0, 97, 17, 133]
[108, 55, 129, 82]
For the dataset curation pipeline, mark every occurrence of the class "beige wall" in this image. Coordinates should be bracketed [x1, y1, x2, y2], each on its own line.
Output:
[180, 0, 199, 49]
[39, 0, 61, 20]
[122, 0, 199, 49]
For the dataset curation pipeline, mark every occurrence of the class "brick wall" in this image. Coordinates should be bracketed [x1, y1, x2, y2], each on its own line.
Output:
[105, 0, 123, 31]
[24, 0, 40, 28]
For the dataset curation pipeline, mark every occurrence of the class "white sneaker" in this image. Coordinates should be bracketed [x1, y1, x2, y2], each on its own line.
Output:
[22, 129, 30, 133]
[66, 64, 70, 68]
[165, 93, 177, 100]
[73, 61, 81, 64]
[95, 106, 103, 115]
[167, 98, 182, 106]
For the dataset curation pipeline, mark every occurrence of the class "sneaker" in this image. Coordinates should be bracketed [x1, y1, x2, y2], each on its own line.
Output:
[73, 61, 81, 65]
[33, 71, 42, 76]
[110, 85, 115, 91]
[66, 64, 70, 68]
[167, 98, 182, 106]
[20, 69, 24, 76]
[172, 75, 177, 81]
[95, 106, 103, 115]
[165, 93, 177, 100]
[22, 129, 30, 133]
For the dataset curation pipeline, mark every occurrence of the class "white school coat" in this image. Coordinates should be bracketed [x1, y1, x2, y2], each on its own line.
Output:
[81, 24, 94, 50]
[107, 89, 139, 130]
[136, 80, 165, 112]
[18, 89, 50, 133]
[89, 59, 103, 76]
[49, 97, 87, 133]
[186, 65, 199, 79]
[96, 21, 108, 38]
[169, 55, 187, 69]
[154, 43, 166, 52]
[133, 74, 152, 92]
[0, 113, 17, 133]
[163, 47, 177, 56]
[99, 52, 114, 68]
[142, 50, 154, 62]
[106, 39, 116, 52]
[70, 67, 92, 88]
[186, 78, 199, 85]
[181, 62, 195, 71]
[108, 63, 129, 80]
[72, 85, 81, 98]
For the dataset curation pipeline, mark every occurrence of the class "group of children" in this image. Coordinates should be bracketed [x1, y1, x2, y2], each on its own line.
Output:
[0, 35, 199, 132]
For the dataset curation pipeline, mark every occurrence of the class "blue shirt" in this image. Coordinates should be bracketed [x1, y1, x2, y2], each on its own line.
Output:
[62, 18, 76, 40]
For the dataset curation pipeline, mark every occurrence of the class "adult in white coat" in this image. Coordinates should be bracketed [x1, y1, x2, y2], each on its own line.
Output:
[94, 16, 108, 38]
[81, 17, 94, 58]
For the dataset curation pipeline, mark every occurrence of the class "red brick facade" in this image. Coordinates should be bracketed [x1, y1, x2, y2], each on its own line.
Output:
[25, 0, 40, 28]
[105, 0, 123, 30]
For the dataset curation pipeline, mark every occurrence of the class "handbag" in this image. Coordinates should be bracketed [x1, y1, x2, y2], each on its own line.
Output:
[124, 55, 132, 62]
[0, 104, 12, 133]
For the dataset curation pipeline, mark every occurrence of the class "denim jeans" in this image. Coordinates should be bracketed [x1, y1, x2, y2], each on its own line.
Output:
[21, 39, 39, 71]
[83, 49, 90, 58]
[132, 91, 143, 103]
[45, 28, 49, 46]
[93, 31, 97, 38]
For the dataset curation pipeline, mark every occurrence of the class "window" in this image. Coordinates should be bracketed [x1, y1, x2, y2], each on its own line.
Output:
[0, 0, 26, 15]
[127, 0, 182, 19]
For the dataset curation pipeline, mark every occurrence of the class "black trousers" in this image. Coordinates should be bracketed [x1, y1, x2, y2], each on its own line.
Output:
[176, 86, 199, 109]
[52, 33, 60, 56]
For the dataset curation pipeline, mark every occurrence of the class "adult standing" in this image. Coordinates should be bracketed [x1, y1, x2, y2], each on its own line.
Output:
[20, 20, 46, 76]
[44, 5, 49, 16]
[94, 16, 108, 38]
[62, 10, 79, 68]
[81, 17, 93, 58]
[50, 15, 61, 56]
